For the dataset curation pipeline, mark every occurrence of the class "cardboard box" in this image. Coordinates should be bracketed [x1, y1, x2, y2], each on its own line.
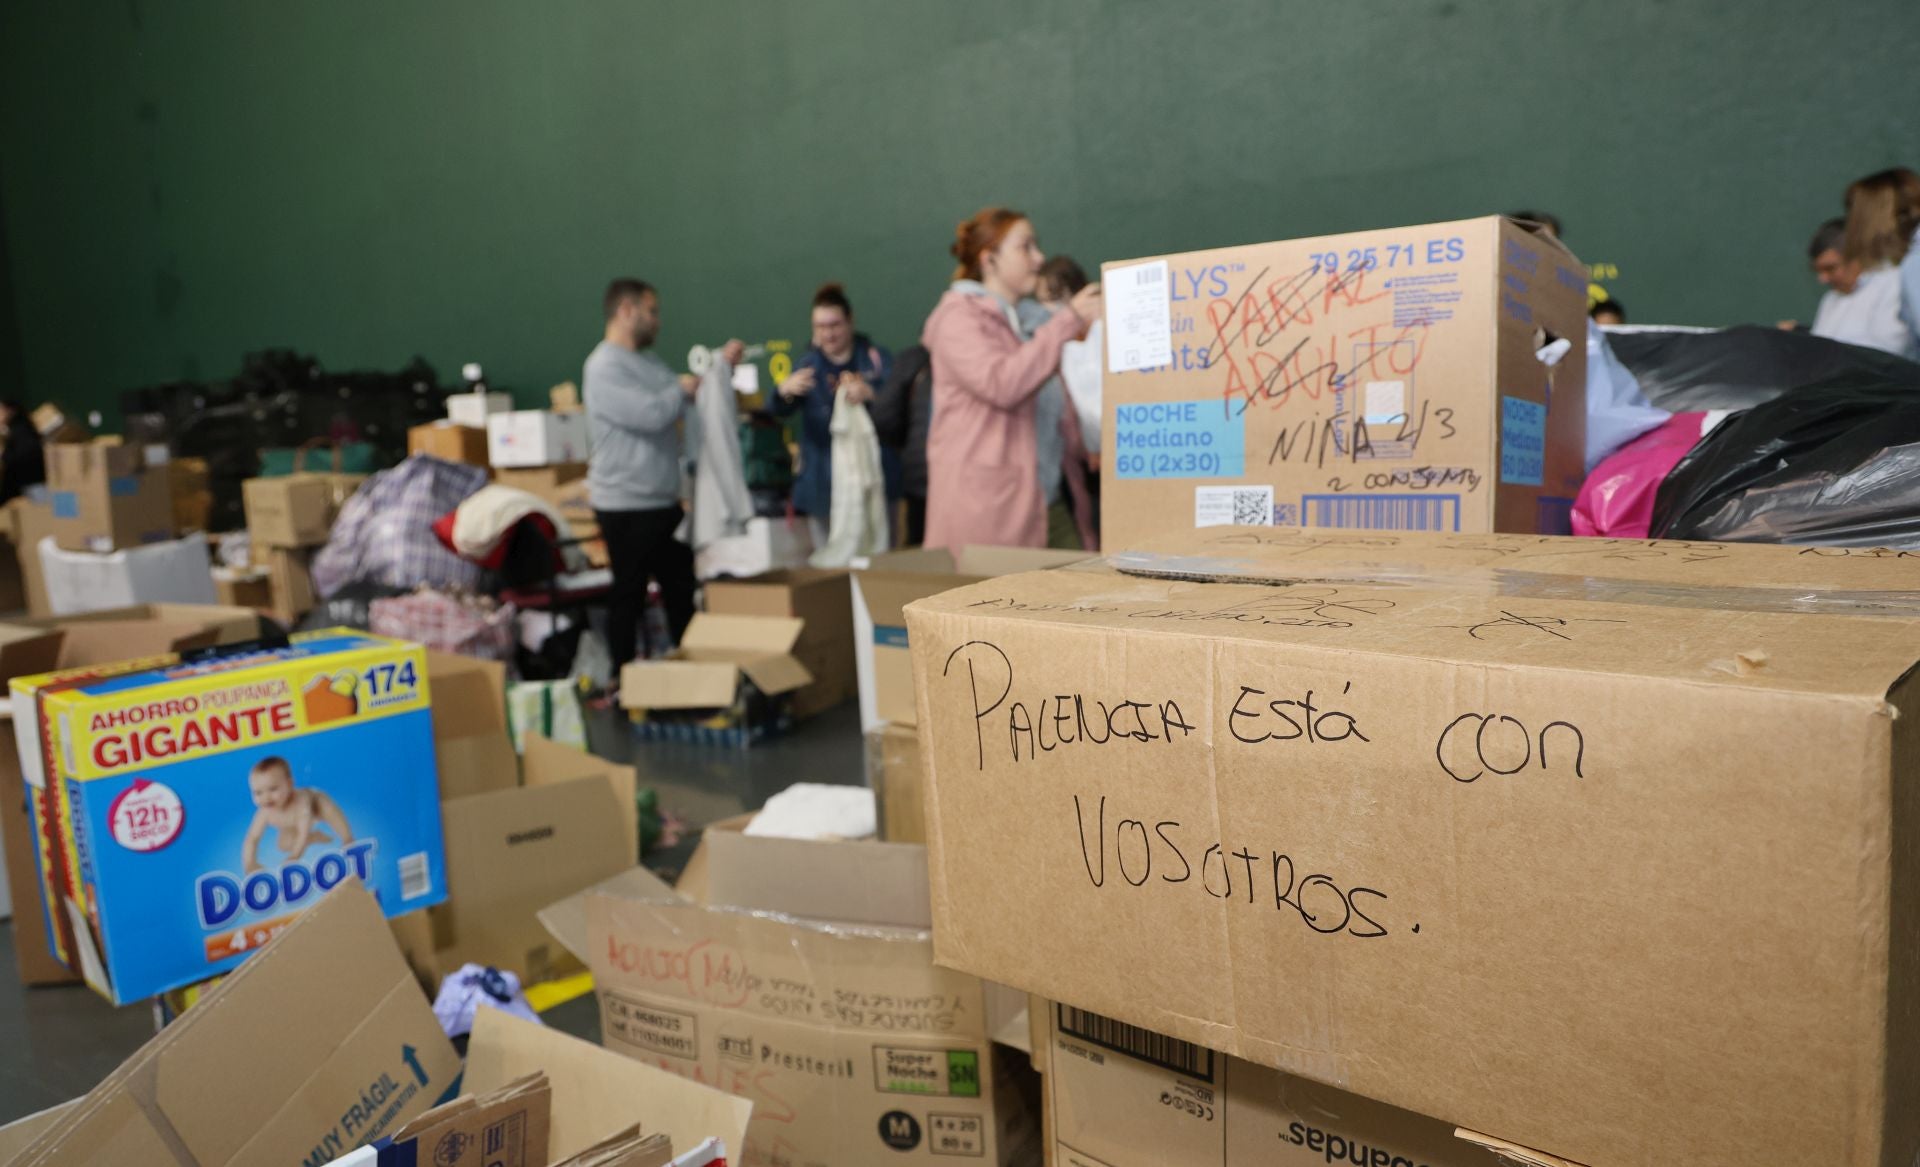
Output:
[21, 630, 448, 1003]
[37, 533, 218, 616]
[1098, 216, 1587, 548]
[867, 723, 926, 844]
[447, 390, 514, 428]
[409, 421, 491, 467]
[852, 546, 1086, 733]
[619, 613, 812, 728]
[466, 1007, 753, 1161]
[213, 565, 272, 609]
[550, 382, 581, 412]
[705, 569, 855, 719]
[425, 649, 519, 800]
[46, 443, 172, 553]
[494, 463, 589, 498]
[4, 882, 460, 1167]
[262, 545, 317, 624]
[392, 765, 633, 989]
[1039, 1001, 1499, 1167]
[243, 472, 361, 548]
[488, 410, 591, 469]
[546, 826, 1038, 1167]
[169, 456, 212, 534]
[9, 497, 60, 619]
[905, 529, 1920, 1167]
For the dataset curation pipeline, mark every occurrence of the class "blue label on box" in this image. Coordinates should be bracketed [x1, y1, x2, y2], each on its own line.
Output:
[1112, 400, 1245, 479]
[108, 475, 141, 497]
[51, 491, 79, 519]
[874, 625, 909, 648]
[1500, 396, 1546, 486]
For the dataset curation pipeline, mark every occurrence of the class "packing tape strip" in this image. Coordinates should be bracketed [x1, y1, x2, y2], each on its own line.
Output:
[1100, 550, 1920, 618]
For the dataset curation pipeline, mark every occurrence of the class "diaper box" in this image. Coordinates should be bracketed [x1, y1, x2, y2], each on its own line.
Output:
[19, 629, 447, 1003]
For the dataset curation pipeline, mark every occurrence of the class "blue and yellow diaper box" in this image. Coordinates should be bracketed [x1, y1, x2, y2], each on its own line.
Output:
[25, 629, 447, 1003]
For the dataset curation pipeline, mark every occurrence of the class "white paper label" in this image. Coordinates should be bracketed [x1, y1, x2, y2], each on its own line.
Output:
[731, 361, 760, 394]
[1363, 381, 1406, 426]
[1105, 260, 1173, 374]
[1194, 484, 1274, 528]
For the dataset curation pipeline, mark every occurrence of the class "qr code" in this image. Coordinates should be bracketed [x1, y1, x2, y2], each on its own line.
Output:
[1232, 489, 1272, 525]
[400, 852, 431, 899]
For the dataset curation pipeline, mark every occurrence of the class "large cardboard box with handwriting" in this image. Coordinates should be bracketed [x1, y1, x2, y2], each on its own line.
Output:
[548, 825, 1037, 1167]
[906, 528, 1920, 1167]
[1099, 217, 1587, 548]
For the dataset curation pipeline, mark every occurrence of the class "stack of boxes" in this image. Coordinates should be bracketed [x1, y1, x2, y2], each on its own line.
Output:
[240, 470, 363, 623]
[407, 385, 505, 467]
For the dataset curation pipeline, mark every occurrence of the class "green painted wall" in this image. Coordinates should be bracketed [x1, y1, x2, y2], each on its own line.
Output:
[1, 1, 1914, 415]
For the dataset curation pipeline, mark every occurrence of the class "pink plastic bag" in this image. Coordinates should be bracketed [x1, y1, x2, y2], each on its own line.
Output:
[1572, 413, 1707, 538]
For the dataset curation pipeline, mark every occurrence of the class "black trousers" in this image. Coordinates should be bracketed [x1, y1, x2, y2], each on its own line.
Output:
[595, 505, 697, 667]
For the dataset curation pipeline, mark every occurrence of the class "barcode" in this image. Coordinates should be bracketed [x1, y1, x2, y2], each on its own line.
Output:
[399, 852, 431, 900]
[1303, 493, 1460, 532]
[1136, 265, 1164, 285]
[1057, 1004, 1214, 1081]
[1230, 489, 1271, 526]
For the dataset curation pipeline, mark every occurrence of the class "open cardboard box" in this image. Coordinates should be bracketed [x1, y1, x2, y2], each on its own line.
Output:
[619, 614, 811, 744]
[390, 733, 637, 991]
[1, 882, 459, 1166]
[851, 546, 1086, 733]
[543, 821, 1038, 1167]
[704, 569, 856, 720]
[466, 1007, 753, 1162]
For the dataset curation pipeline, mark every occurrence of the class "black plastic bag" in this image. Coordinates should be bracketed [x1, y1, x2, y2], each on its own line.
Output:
[1650, 369, 1920, 546]
[1608, 325, 1920, 412]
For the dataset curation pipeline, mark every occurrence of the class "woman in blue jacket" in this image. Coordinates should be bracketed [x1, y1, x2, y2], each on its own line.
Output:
[773, 283, 896, 544]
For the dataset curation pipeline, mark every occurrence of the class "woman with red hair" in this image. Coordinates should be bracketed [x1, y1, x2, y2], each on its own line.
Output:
[920, 208, 1102, 552]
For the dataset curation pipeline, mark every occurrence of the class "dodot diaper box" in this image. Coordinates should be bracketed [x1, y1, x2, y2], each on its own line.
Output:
[12, 629, 447, 1003]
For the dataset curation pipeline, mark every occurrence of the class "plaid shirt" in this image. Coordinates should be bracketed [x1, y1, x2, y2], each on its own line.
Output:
[313, 455, 490, 597]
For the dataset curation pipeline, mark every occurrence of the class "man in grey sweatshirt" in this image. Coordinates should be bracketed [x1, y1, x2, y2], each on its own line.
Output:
[586, 277, 742, 666]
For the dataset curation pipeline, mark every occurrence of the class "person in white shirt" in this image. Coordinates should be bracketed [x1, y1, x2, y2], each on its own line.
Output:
[1799, 217, 1916, 359]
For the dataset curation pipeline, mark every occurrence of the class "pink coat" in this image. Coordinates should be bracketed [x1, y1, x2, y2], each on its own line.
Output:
[920, 289, 1083, 553]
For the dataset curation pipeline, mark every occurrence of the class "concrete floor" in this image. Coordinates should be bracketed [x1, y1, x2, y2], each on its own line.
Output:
[0, 700, 867, 1126]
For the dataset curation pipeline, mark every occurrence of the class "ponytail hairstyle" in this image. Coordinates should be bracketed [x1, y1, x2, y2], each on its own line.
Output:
[951, 207, 1029, 281]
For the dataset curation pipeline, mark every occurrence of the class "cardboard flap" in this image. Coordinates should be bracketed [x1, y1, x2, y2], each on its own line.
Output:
[466, 1009, 753, 1163]
[737, 652, 812, 697]
[425, 649, 508, 736]
[620, 659, 741, 710]
[679, 612, 804, 655]
[432, 776, 634, 982]
[15, 883, 458, 1167]
[523, 733, 640, 863]
[538, 867, 683, 964]
[702, 827, 932, 929]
